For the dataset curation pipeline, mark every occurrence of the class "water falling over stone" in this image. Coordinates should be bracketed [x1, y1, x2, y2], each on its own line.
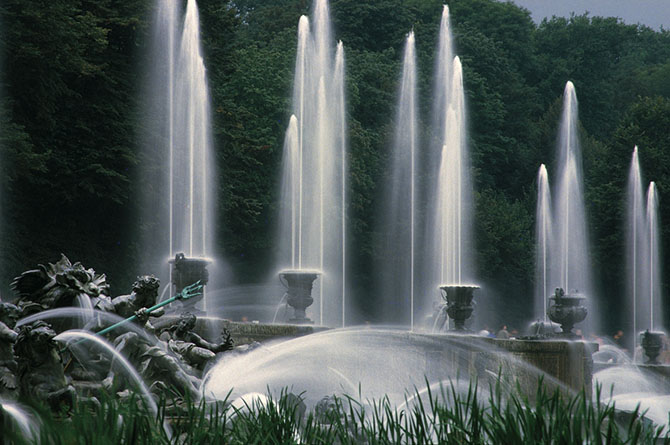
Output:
[535, 164, 553, 321]
[278, 0, 347, 326]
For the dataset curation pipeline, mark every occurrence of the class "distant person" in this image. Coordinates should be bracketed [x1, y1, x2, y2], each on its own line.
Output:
[496, 325, 510, 339]
[613, 329, 626, 350]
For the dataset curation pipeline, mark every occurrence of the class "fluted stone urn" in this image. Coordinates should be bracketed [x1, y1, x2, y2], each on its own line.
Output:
[547, 288, 587, 338]
[170, 253, 211, 310]
[641, 330, 664, 364]
[439, 285, 479, 331]
[279, 270, 320, 324]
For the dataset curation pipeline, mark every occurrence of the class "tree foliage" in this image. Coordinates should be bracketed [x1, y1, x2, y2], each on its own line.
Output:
[1, 0, 670, 331]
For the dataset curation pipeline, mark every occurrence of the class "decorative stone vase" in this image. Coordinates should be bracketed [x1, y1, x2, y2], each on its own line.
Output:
[641, 330, 664, 365]
[547, 288, 587, 338]
[279, 270, 320, 324]
[439, 285, 479, 331]
[170, 253, 211, 310]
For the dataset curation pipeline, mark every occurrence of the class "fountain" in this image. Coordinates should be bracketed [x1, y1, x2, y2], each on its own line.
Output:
[627, 146, 648, 351]
[141, 0, 216, 313]
[279, 270, 321, 324]
[374, 31, 417, 328]
[626, 150, 664, 354]
[440, 285, 479, 331]
[646, 181, 663, 332]
[426, 7, 477, 332]
[535, 165, 553, 322]
[278, 0, 347, 327]
[7, 1, 670, 441]
[547, 287, 588, 338]
[169, 253, 210, 311]
[551, 81, 595, 333]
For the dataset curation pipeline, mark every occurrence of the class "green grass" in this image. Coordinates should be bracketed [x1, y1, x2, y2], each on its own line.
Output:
[3, 380, 668, 444]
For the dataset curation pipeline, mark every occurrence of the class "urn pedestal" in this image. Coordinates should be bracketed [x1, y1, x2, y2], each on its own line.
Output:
[439, 285, 479, 331]
[170, 253, 211, 311]
[641, 330, 664, 364]
[547, 288, 587, 338]
[279, 270, 320, 324]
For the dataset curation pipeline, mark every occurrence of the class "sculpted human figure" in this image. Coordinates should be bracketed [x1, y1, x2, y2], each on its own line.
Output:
[14, 321, 75, 409]
[0, 302, 20, 396]
[108, 331, 200, 399]
[93, 275, 163, 331]
[159, 313, 234, 369]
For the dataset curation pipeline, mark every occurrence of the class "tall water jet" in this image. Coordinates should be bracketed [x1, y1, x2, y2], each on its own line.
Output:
[626, 146, 647, 349]
[424, 5, 475, 331]
[334, 41, 347, 327]
[142, 0, 217, 312]
[551, 81, 594, 332]
[278, 0, 346, 326]
[376, 31, 417, 328]
[646, 181, 662, 331]
[535, 165, 553, 321]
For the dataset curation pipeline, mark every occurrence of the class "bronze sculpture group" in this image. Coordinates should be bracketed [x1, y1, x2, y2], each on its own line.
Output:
[0, 255, 234, 410]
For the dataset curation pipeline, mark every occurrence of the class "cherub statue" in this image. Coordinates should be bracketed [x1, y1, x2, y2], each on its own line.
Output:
[159, 313, 233, 369]
[14, 321, 75, 409]
[0, 302, 20, 396]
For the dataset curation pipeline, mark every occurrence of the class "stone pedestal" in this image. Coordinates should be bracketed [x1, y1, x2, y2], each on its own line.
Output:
[641, 330, 664, 364]
[279, 270, 320, 324]
[547, 288, 587, 338]
[169, 253, 210, 311]
[440, 285, 478, 331]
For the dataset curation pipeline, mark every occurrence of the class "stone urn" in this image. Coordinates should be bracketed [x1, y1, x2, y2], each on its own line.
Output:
[169, 253, 211, 310]
[547, 288, 587, 338]
[279, 270, 320, 324]
[439, 285, 479, 331]
[641, 330, 664, 364]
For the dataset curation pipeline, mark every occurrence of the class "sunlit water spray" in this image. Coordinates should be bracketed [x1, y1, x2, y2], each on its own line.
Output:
[278, 0, 347, 326]
[646, 181, 662, 331]
[627, 146, 647, 348]
[422, 6, 474, 330]
[143, 0, 217, 312]
[376, 31, 417, 328]
[535, 165, 553, 321]
[551, 81, 595, 332]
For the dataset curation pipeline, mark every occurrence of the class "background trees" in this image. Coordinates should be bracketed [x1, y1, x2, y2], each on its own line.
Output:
[1, 0, 669, 332]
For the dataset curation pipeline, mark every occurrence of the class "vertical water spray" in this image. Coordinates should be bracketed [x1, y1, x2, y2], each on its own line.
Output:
[626, 146, 646, 346]
[278, 0, 346, 326]
[334, 42, 347, 327]
[551, 81, 594, 331]
[646, 182, 662, 331]
[535, 165, 553, 321]
[142, 0, 217, 311]
[174, 0, 213, 259]
[427, 3, 474, 318]
[376, 31, 417, 327]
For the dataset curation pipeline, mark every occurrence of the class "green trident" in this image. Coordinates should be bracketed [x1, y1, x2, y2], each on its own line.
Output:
[94, 281, 204, 337]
